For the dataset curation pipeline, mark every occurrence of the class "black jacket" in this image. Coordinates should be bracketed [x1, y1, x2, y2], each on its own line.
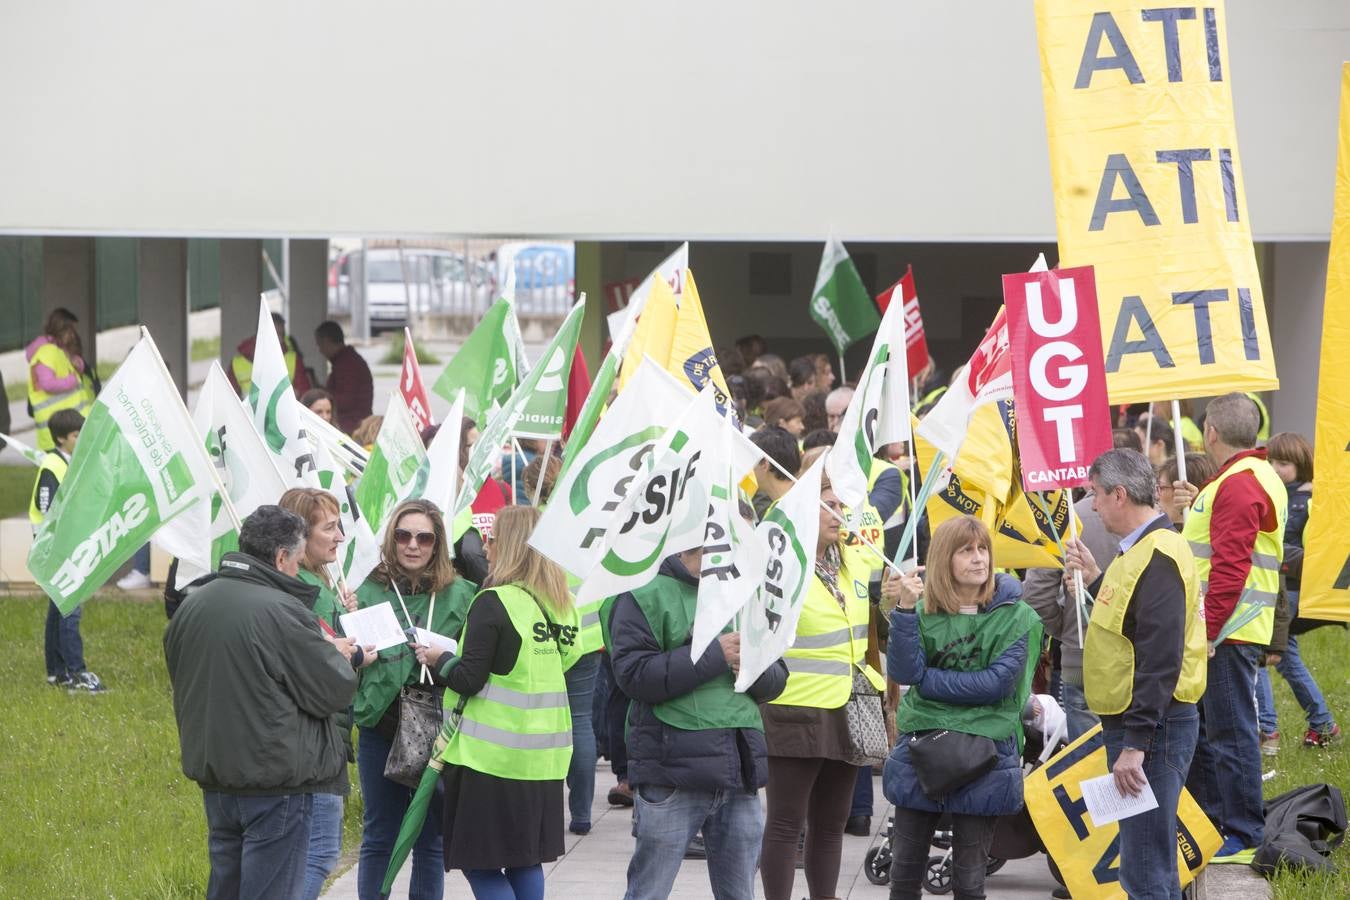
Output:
[163, 552, 357, 795]
[610, 557, 788, 793]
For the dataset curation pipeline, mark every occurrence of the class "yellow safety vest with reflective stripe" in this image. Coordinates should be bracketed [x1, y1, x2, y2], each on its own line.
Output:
[1084, 526, 1206, 714]
[564, 571, 604, 654]
[28, 450, 68, 525]
[231, 341, 300, 399]
[841, 459, 896, 582]
[28, 343, 94, 451]
[441, 583, 576, 780]
[1181, 456, 1287, 645]
[771, 560, 884, 709]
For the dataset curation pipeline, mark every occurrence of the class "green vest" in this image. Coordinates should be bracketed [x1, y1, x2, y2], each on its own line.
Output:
[29, 450, 68, 524]
[896, 599, 1042, 750]
[630, 574, 764, 732]
[351, 576, 477, 728]
[298, 567, 343, 633]
[1180, 455, 1287, 645]
[441, 584, 576, 780]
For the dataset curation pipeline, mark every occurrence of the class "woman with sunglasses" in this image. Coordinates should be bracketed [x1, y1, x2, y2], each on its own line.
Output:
[353, 499, 476, 900]
[414, 505, 581, 900]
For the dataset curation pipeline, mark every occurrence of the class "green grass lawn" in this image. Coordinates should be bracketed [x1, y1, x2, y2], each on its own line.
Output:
[0, 595, 364, 898]
[0, 465, 36, 518]
[380, 331, 440, 366]
[190, 336, 220, 363]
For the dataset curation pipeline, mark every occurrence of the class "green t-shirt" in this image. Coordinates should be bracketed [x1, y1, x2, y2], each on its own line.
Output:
[352, 576, 477, 728]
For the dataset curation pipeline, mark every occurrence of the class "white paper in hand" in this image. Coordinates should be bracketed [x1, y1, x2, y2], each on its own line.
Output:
[413, 627, 457, 657]
[339, 602, 408, 651]
[1080, 772, 1158, 827]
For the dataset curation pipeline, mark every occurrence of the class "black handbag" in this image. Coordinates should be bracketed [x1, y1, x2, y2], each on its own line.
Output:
[907, 729, 998, 799]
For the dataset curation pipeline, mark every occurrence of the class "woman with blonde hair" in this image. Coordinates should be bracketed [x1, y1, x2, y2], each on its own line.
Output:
[416, 504, 580, 900]
[881, 516, 1042, 900]
[353, 498, 477, 900]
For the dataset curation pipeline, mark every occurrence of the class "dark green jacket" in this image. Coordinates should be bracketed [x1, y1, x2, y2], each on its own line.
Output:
[164, 552, 357, 796]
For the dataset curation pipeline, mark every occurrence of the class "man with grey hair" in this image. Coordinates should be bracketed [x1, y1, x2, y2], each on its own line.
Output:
[165, 506, 360, 900]
[824, 386, 853, 432]
[1177, 392, 1289, 863]
[1064, 448, 1206, 899]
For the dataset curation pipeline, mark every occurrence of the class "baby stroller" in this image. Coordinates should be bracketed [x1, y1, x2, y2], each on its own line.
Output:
[863, 694, 1070, 893]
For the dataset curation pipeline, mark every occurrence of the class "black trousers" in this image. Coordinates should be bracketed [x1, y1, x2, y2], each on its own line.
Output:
[889, 807, 997, 900]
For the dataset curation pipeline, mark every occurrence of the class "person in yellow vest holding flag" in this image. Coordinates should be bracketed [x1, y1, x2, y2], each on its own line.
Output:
[1063, 448, 1206, 900]
[759, 470, 885, 900]
[1177, 393, 1288, 864]
[31, 409, 106, 693]
[26, 308, 97, 451]
[228, 311, 313, 399]
[418, 505, 580, 900]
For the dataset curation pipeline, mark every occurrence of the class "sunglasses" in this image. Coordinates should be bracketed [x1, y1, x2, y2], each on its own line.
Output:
[394, 529, 437, 548]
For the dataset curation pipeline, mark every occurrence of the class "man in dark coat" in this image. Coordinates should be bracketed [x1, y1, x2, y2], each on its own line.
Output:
[610, 549, 788, 900]
[164, 506, 358, 900]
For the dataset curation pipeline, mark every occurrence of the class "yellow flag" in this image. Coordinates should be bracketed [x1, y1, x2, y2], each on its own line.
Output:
[1035, 1, 1277, 403]
[618, 275, 677, 390]
[669, 270, 735, 413]
[1298, 63, 1350, 623]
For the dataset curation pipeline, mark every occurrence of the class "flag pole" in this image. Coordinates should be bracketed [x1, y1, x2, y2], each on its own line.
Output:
[838, 352, 847, 384]
[1144, 402, 1154, 449]
[510, 438, 521, 503]
[532, 439, 554, 507]
[906, 451, 920, 570]
[1170, 399, 1190, 522]
[1067, 499, 1086, 650]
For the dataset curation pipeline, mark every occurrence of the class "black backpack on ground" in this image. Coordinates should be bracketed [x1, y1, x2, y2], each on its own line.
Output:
[1251, 784, 1347, 877]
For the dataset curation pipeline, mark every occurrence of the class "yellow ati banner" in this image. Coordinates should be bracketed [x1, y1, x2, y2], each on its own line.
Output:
[1034, 1, 1277, 403]
[1299, 63, 1350, 624]
[1024, 725, 1221, 898]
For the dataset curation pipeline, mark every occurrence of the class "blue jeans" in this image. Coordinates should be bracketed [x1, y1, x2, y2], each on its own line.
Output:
[300, 792, 344, 900]
[356, 726, 444, 900]
[203, 791, 313, 900]
[850, 765, 872, 817]
[44, 599, 85, 679]
[625, 784, 764, 900]
[1256, 593, 1334, 734]
[462, 865, 544, 900]
[1104, 705, 1199, 900]
[565, 651, 601, 826]
[1188, 643, 1264, 848]
[1059, 667, 1100, 742]
[132, 542, 151, 574]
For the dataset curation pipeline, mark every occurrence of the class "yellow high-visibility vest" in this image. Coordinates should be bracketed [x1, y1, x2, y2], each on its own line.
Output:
[28, 343, 94, 451]
[29, 450, 69, 525]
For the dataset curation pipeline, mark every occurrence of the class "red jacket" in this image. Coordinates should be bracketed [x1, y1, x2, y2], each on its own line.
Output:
[1204, 448, 1279, 643]
[325, 344, 374, 435]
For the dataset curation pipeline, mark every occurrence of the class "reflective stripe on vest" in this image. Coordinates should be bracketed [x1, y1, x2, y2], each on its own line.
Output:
[1180, 456, 1287, 645]
[771, 562, 884, 709]
[28, 343, 93, 451]
[440, 583, 575, 780]
[1084, 525, 1206, 714]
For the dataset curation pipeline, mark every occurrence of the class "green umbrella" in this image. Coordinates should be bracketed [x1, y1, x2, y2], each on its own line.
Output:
[380, 707, 464, 899]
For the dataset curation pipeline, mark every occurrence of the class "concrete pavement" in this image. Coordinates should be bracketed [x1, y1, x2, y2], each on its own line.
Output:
[323, 761, 1063, 899]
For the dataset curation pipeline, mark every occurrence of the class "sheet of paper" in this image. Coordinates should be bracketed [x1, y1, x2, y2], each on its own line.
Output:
[414, 627, 457, 657]
[339, 602, 407, 652]
[1080, 772, 1159, 827]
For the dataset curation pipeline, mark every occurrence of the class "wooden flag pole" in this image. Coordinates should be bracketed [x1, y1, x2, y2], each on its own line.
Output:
[1171, 400, 1190, 522]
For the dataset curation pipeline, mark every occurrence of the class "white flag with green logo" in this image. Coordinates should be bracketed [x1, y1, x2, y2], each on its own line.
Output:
[163, 361, 290, 587]
[28, 336, 217, 613]
[690, 418, 767, 662]
[512, 294, 586, 441]
[300, 404, 369, 478]
[356, 393, 429, 536]
[416, 390, 464, 520]
[313, 437, 382, 587]
[530, 359, 695, 579]
[735, 454, 825, 692]
[826, 297, 910, 511]
[453, 299, 586, 519]
[247, 302, 320, 486]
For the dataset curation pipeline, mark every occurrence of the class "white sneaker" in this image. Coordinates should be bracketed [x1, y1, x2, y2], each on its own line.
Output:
[116, 570, 151, 590]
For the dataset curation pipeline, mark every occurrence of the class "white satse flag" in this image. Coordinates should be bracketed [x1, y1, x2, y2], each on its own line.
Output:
[355, 393, 429, 537]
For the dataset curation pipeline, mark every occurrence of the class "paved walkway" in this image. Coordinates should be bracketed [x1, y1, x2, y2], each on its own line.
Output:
[324, 761, 1062, 899]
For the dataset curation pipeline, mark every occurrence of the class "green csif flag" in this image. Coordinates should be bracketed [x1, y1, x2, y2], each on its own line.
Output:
[431, 298, 517, 426]
[810, 237, 880, 357]
[28, 336, 215, 613]
[512, 293, 585, 441]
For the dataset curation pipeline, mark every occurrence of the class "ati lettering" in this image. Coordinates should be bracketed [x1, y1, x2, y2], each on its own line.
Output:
[534, 621, 578, 646]
[50, 493, 151, 597]
[1076, 8, 1223, 90]
[1106, 288, 1261, 372]
[1089, 148, 1239, 232]
[620, 452, 701, 534]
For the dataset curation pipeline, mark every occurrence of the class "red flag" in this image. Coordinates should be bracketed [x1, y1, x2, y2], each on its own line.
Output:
[1003, 266, 1113, 492]
[400, 327, 435, 433]
[876, 265, 930, 376]
[562, 344, 591, 440]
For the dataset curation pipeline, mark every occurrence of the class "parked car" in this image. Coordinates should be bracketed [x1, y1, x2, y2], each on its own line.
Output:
[493, 241, 574, 315]
[328, 247, 496, 332]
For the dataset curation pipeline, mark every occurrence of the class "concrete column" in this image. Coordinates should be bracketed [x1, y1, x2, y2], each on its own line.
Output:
[218, 239, 263, 377]
[137, 238, 190, 397]
[40, 237, 97, 368]
[1269, 241, 1330, 438]
[288, 239, 329, 383]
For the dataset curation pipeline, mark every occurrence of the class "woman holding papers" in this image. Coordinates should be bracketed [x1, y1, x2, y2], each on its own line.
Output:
[280, 487, 374, 900]
[881, 516, 1042, 900]
[759, 470, 886, 900]
[414, 505, 581, 900]
[353, 499, 476, 900]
